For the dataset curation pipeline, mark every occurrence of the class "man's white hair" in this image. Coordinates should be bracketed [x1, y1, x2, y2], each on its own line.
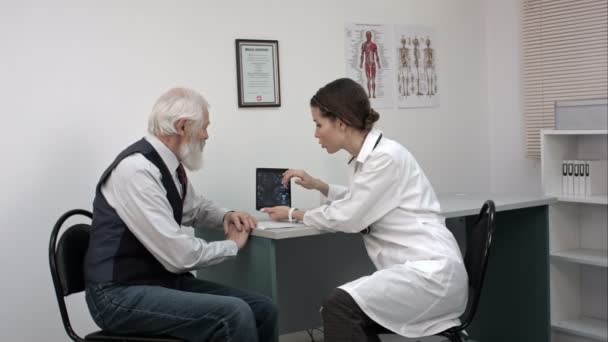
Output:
[148, 87, 209, 136]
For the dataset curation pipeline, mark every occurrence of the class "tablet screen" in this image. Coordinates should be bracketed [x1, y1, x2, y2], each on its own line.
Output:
[256, 168, 291, 210]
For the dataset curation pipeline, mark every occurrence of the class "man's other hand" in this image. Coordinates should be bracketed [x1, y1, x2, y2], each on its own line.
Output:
[223, 211, 257, 233]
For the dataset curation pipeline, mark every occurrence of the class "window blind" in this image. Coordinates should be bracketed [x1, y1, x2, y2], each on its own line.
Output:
[522, 0, 608, 158]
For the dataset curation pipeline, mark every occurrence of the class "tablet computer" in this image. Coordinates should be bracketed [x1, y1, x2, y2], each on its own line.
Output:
[256, 168, 291, 210]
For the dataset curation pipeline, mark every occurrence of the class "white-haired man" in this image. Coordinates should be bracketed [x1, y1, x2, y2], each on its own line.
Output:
[84, 88, 278, 342]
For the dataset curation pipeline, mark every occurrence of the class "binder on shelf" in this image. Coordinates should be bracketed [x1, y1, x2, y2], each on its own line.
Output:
[567, 160, 574, 196]
[585, 161, 590, 196]
[562, 160, 568, 196]
[573, 161, 580, 197]
[578, 160, 586, 197]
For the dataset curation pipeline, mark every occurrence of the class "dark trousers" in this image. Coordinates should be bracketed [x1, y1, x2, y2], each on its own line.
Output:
[321, 288, 391, 342]
[85, 274, 278, 342]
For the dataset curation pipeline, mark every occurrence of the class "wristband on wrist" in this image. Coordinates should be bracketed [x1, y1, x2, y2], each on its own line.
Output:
[288, 207, 298, 223]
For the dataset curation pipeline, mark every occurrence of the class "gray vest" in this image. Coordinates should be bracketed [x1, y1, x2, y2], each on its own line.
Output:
[84, 138, 187, 288]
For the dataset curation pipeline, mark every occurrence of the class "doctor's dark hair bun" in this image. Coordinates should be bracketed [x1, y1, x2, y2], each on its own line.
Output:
[365, 108, 380, 128]
[310, 78, 380, 131]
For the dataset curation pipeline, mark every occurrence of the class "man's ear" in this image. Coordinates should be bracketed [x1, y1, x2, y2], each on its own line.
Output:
[175, 118, 188, 136]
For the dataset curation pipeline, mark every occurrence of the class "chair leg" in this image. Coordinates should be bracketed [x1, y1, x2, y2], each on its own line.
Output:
[444, 331, 463, 342]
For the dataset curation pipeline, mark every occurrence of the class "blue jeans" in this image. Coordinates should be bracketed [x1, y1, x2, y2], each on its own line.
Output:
[85, 274, 278, 342]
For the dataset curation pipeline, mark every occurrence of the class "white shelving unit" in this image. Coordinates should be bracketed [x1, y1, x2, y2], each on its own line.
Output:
[557, 195, 608, 205]
[542, 129, 608, 342]
[551, 249, 608, 268]
[553, 318, 608, 341]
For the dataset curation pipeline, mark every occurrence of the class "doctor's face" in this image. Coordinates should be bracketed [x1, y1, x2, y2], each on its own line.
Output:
[311, 106, 342, 154]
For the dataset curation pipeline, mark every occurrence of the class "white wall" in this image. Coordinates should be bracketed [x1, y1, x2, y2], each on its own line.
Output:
[0, 0, 523, 340]
[482, 0, 542, 194]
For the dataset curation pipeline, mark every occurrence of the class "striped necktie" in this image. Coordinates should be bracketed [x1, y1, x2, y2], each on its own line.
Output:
[176, 163, 188, 201]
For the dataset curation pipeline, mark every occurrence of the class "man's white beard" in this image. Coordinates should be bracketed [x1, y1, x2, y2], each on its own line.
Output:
[178, 139, 205, 171]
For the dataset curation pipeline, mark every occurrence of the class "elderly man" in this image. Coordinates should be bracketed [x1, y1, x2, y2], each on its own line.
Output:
[84, 87, 278, 342]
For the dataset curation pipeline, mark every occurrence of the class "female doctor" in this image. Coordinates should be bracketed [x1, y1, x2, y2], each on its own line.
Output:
[261, 78, 468, 342]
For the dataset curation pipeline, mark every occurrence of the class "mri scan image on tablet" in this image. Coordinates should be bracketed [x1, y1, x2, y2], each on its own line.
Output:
[256, 168, 291, 210]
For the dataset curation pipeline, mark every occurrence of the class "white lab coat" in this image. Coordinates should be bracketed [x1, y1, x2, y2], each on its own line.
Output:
[303, 129, 468, 338]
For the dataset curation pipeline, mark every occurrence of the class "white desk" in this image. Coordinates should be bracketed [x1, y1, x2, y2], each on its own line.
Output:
[251, 193, 556, 239]
[198, 193, 555, 342]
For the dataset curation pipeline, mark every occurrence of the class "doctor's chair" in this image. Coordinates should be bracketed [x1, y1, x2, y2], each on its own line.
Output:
[381, 199, 496, 342]
[434, 199, 496, 342]
[49, 209, 183, 342]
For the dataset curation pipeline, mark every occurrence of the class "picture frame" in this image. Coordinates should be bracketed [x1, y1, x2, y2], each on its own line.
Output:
[235, 39, 281, 107]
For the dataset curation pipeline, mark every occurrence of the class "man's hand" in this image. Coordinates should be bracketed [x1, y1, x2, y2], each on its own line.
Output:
[225, 226, 249, 250]
[223, 211, 257, 234]
[260, 206, 290, 221]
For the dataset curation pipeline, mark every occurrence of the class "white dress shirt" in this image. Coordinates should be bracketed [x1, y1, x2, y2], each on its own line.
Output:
[101, 136, 238, 274]
[303, 129, 468, 338]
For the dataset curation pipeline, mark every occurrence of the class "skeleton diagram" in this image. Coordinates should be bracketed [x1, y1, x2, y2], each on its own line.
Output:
[423, 38, 437, 96]
[412, 37, 423, 96]
[398, 37, 412, 96]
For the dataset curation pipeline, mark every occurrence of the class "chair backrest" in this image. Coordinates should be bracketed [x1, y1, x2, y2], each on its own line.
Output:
[459, 200, 496, 330]
[49, 209, 93, 342]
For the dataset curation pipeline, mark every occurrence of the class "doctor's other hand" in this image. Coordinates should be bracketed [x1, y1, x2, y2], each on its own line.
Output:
[260, 206, 290, 221]
[225, 226, 249, 250]
[223, 211, 257, 234]
[282, 169, 322, 190]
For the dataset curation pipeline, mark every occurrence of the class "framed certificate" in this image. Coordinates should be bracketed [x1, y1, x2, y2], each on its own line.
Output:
[235, 39, 281, 107]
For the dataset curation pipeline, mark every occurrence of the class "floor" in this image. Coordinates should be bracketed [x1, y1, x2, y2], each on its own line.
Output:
[279, 329, 447, 342]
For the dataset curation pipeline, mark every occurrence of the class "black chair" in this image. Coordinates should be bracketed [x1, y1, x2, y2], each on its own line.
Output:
[435, 199, 496, 342]
[49, 209, 183, 342]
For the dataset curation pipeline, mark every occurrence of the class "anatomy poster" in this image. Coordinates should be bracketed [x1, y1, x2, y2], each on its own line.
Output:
[345, 23, 395, 109]
[394, 26, 439, 108]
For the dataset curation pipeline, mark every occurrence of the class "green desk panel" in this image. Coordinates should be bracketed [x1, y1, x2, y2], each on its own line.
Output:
[197, 231, 374, 334]
[466, 206, 549, 342]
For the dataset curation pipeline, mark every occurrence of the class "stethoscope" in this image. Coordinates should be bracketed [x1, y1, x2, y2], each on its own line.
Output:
[355, 133, 382, 235]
